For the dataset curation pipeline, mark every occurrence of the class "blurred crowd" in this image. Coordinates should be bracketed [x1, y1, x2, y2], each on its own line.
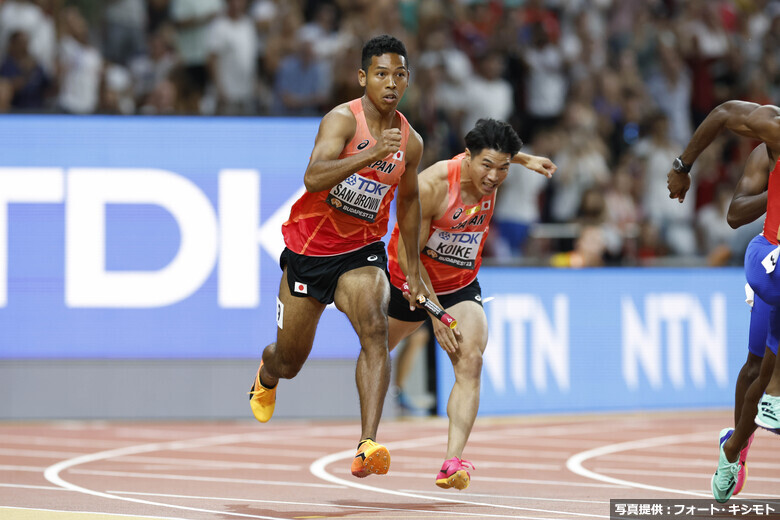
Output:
[1, 0, 779, 266]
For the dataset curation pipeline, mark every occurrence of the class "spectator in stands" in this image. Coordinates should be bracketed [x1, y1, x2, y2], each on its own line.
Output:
[635, 112, 696, 257]
[271, 32, 331, 116]
[206, 0, 257, 115]
[169, 0, 223, 113]
[129, 28, 178, 109]
[102, 0, 148, 66]
[0, 0, 56, 76]
[0, 30, 52, 111]
[57, 7, 104, 114]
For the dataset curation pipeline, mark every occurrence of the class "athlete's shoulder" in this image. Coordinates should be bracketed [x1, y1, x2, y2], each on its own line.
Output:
[406, 125, 423, 153]
[318, 102, 358, 139]
[419, 160, 451, 208]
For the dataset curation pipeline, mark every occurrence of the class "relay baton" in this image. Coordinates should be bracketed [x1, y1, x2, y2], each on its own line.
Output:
[402, 283, 458, 329]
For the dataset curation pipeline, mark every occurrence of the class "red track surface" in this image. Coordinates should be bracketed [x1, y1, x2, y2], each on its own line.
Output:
[1, 410, 778, 519]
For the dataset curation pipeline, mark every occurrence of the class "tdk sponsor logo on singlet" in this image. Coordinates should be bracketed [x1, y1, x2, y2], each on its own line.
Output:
[423, 229, 484, 269]
[326, 173, 391, 222]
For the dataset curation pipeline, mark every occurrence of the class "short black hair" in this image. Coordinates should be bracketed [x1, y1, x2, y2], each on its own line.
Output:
[361, 34, 408, 72]
[464, 119, 523, 157]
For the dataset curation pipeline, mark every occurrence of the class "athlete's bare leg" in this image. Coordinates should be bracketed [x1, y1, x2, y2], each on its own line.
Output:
[765, 348, 780, 395]
[724, 347, 776, 461]
[388, 317, 424, 352]
[260, 268, 326, 386]
[443, 300, 488, 459]
[334, 266, 392, 441]
[734, 353, 763, 425]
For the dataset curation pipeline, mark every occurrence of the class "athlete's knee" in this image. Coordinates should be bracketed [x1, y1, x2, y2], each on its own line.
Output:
[455, 350, 483, 382]
[275, 358, 305, 380]
[746, 358, 762, 382]
[356, 314, 389, 347]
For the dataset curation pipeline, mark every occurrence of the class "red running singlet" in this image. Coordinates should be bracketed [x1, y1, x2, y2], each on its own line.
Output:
[762, 156, 780, 245]
[388, 153, 495, 294]
[282, 98, 410, 256]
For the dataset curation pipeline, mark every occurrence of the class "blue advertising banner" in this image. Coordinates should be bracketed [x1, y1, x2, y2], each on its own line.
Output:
[0, 115, 366, 359]
[436, 268, 752, 414]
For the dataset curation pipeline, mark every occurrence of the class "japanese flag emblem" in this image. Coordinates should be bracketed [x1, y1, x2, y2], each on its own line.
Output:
[294, 282, 308, 294]
[394, 150, 404, 161]
[481, 200, 491, 211]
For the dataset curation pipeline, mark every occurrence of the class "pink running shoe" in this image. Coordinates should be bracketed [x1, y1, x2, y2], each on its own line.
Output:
[435, 457, 475, 490]
[733, 433, 754, 495]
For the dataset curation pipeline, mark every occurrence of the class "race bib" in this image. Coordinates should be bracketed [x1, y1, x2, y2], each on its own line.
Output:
[422, 229, 483, 270]
[762, 245, 780, 274]
[326, 174, 391, 222]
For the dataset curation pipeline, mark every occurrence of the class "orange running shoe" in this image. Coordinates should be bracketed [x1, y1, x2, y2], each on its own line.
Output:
[350, 439, 390, 478]
[435, 457, 474, 490]
[248, 361, 276, 423]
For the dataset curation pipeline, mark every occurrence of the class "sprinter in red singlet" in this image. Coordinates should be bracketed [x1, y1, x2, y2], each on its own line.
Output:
[248, 35, 428, 479]
[667, 101, 780, 503]
[386, 119, 556, 489]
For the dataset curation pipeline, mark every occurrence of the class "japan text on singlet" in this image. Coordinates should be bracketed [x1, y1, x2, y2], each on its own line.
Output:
[762, 156, 780, 245]
[388, 153, 495, 294]
[282, 98, 410, 256]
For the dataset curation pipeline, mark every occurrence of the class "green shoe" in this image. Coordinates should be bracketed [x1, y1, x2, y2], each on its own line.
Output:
[711, 428, 740, 503]
[755, 393, 780, 434]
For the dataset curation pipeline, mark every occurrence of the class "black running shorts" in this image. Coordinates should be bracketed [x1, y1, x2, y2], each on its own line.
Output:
[387, 277, 483, 322]
[280, 242, 388, 304]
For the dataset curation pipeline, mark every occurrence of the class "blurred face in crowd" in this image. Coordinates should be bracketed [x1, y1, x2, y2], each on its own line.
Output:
[359, 53, 409, 112]
[227, 0, 246, 18]
[465, 148, 511, 196]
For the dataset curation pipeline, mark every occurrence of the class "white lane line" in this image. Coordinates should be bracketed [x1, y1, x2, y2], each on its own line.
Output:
[0, 434, 130, 449]
[310, 439, 611, 519]
[399, 489, 608, 504]
[566, 431, 714, 497]
[595, 467, 780, 483]
[0, 482, 67, 491]
[0, 447, 91, 459]
[183, 445, 325, 458]
[43, 431, 323, 520]
[70, 468, 342, 489]
[0, 505, 190, 520]
[113, 455, 300, 471]
[397, 456, 559, 471]
[387, 471, 623, 489]
[0, 464, 47, 472]
[109, 490, 535, 519]
[596, 454, 780, 470]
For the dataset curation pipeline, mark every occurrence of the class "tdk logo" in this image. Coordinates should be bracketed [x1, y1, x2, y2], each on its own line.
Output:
[0, 167, 265, 309]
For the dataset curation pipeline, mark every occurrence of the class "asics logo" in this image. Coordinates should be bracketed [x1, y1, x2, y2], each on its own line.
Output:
[357, 139, 370, 150]
[367, 255, 378, 261]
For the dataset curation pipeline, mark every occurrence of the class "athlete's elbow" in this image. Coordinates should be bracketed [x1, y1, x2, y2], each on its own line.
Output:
[303, 175, 323, 193]
[726, 208, 747, 229]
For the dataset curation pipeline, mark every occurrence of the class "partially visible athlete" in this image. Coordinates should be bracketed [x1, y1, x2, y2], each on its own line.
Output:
[248, 34, 428, 479]
[387, 119, 555, 489]
[724, 143, 770, 496]
[667, 101, 780, 502]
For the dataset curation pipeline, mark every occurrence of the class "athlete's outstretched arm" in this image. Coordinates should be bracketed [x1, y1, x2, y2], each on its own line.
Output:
[668, 101, 780, 202]
[727, 143, 770, 229]
[396, 162, 462, 353]
[303, 106, 403, 192]
[396, 128, 428, 305]
[512, 152, 557, 178]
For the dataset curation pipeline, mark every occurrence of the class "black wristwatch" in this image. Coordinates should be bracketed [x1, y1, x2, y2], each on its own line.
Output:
[672, 156, 692, 174]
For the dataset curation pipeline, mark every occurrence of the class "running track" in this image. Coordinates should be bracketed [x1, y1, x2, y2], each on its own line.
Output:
[1, 410, 778, 519]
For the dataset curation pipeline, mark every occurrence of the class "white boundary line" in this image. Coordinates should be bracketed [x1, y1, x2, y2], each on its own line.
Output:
[109, 490, 537, 519]
[0, 505, 189, 520]
[565, 431, 714, 497]
[43, 431, 311, 520]
[309, 435, 610, 520]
